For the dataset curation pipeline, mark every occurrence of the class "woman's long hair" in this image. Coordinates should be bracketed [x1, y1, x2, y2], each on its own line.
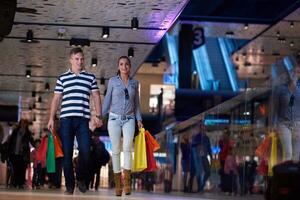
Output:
[117, 56, 131, 76]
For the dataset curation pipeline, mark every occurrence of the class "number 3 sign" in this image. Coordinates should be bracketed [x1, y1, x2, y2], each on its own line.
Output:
[193, 27, 205, 49]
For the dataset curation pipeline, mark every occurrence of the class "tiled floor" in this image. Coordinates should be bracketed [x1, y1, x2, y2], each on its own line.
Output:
[0, 188, 264, 200]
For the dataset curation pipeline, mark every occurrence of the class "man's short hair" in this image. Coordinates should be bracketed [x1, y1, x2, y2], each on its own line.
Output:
[69, 47, 83, 57]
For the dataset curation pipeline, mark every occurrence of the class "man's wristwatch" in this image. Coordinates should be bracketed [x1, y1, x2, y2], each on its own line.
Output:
[96, 115, 102, 120]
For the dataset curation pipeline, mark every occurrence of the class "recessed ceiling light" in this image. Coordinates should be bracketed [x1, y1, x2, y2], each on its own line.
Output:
[69, 38, 90, 47]
[57, 27, 66, 38]
[244, 23, 249, 30]
[290, 21, 294, 29]
[225, 31, 234, 38]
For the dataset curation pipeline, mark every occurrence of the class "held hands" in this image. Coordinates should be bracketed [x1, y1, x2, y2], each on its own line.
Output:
[92, 116, 103, 128]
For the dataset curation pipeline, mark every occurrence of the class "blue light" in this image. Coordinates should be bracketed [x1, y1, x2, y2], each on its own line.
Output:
[204, 118, 229, 125]
[218, 38, 239, 91]
[283, 56, 294, 74]
[165, 33, 179, 88]
[193, 45, 214, 90]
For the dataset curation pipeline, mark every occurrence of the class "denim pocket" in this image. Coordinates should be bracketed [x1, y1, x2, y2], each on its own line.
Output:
[109, 117, 117, 121]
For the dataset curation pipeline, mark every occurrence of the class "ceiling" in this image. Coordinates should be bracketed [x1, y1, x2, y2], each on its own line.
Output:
[233, 6, 300, 82]
[0, 0, 188, 131]
[177, 0, 300, 84]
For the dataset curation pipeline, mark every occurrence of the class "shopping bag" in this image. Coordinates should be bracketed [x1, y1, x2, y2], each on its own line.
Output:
[46, 133, 56, 173]
[268, 132, 278, 176]
[145, 130, 160, 152]
[52, 129, 64, 158]
[144, 131, 158, 172]
[255, 134, 271, 159]
[132, 128, 147, 172]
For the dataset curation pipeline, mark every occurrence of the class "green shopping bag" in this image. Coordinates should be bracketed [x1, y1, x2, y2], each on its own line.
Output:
[132, 128, 147, 172]
[46, 133, 56, 173]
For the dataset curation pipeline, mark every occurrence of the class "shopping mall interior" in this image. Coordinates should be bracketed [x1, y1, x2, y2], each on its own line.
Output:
[1, 0, 300, 199]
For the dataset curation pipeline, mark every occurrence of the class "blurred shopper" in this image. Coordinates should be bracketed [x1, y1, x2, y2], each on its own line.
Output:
[180, 134, 191, 192]
[191, 123, 212, 193]
[47, 47, 103, 195]
[31, 139, 43, 189]
[218, 129, 232, 192]
[31, 129, 48, 189]
[7, 119, 35, 188]
[224, 149, 238, 195]
[102, 56, 143, 196]
[163, 164, 173, 193]
[245, 155, 257, 194]
[272, 65, 300, 162]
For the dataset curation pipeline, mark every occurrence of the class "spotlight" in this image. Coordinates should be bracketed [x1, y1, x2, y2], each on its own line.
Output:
[45, 82, 50, 91]
[20, 30, 39, 43]
[131, 17, 139, 30]
[100, 77, 105, 85]
[290, 21, 294, 29]
[242, 52, 247, 59]
[244, 23, 249, 30]
[128, 47, 134, 58]
[26, 70, 31, 78]
[91, 58, 97, 67]
[26, 30, 33, 42]
[290, 41, 294, 47]
[38, 96, 42, 103]
[69, 38, 90, 47]
[102, 27, 109, 38]
[32, 91, 36, 97]
[276, 31, 280, 37]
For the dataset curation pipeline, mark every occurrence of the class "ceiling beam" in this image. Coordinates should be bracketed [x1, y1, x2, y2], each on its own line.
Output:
[4, 36, 157, 45]
[13, 21, 167, 31]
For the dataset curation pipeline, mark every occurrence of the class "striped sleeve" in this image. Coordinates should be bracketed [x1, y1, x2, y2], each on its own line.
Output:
[54, 77, 63, 93]
[91, 75, 99, 91]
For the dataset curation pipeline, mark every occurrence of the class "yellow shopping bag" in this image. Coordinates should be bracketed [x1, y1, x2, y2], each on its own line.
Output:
[268, 132, 278, 176]
[132, 128, 147, 172]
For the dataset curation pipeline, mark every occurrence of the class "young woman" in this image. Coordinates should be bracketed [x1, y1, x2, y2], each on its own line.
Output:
[102, 56, 143, 196]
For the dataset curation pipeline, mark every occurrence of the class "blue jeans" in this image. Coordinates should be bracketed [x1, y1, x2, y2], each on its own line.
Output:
[107, 112, 135, 173]
[59, 117, 90, 190]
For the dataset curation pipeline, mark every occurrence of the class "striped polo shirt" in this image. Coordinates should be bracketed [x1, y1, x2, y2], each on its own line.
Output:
[54, 69, 99, 119]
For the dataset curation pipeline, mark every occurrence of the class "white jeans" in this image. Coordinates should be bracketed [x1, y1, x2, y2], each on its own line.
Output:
[107, 112, 135, 173]
[277, 121, 300, 162]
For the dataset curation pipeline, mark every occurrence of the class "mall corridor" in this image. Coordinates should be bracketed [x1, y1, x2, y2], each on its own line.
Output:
[0, 189, 264, 200]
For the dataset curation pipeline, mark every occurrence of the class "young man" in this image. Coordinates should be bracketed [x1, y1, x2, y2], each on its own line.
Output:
[47, 47, 103, 194]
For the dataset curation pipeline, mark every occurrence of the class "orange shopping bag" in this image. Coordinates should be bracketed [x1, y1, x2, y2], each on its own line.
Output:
[145, 130, 160, 152]
[52, 129, 64, 158]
